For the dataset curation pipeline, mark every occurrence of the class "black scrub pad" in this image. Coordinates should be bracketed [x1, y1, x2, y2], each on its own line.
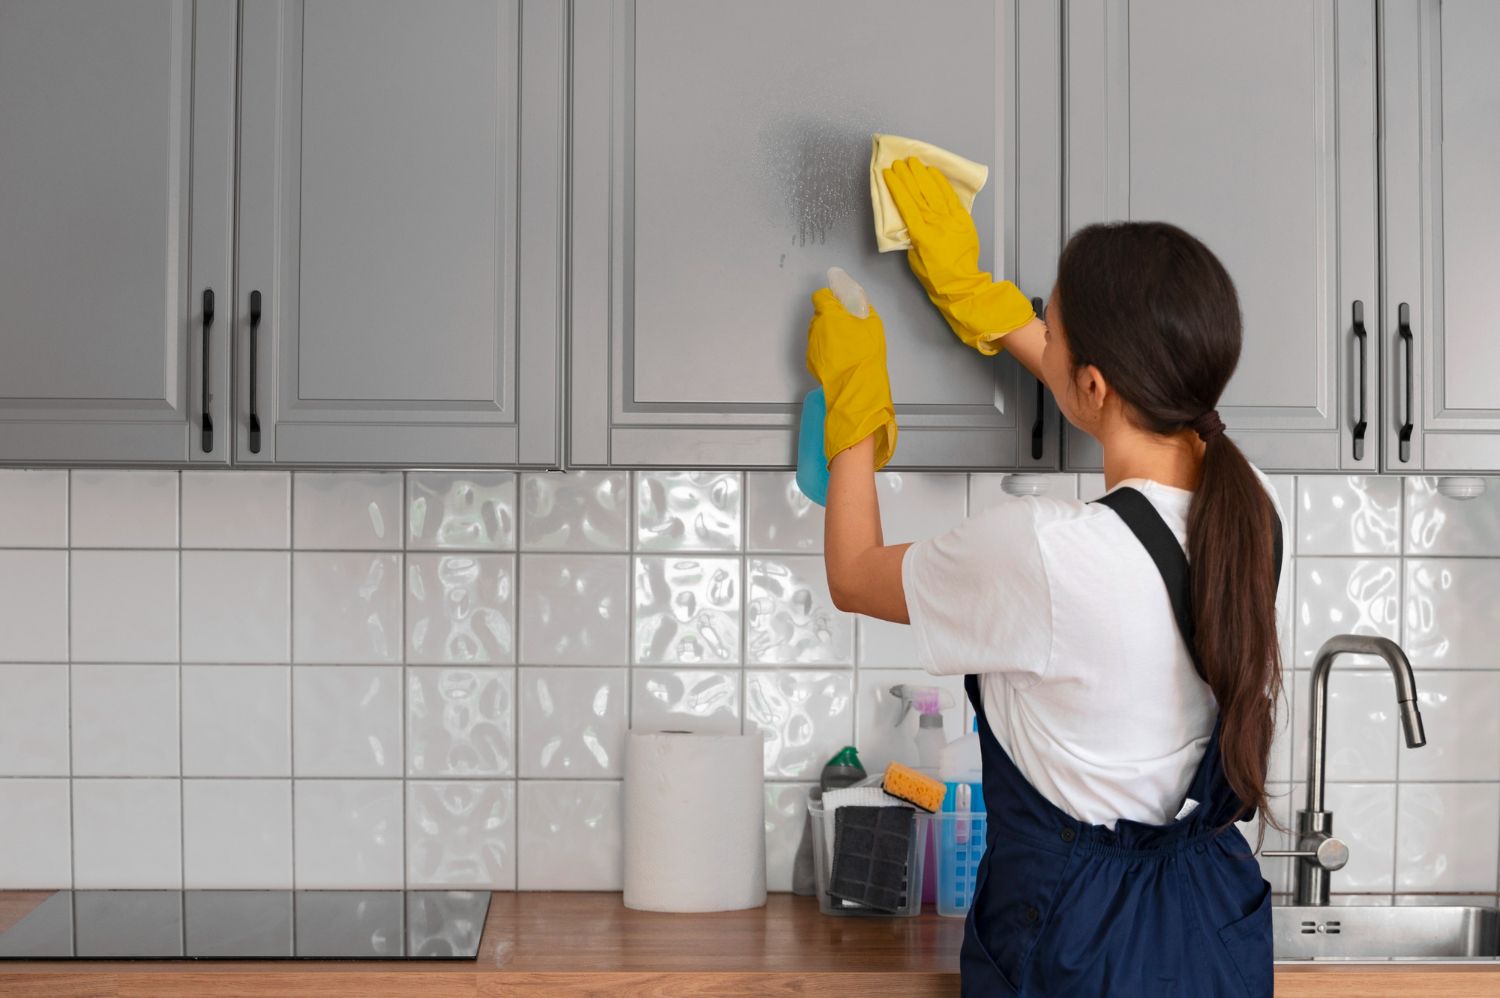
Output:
[827, 805, 916, 913]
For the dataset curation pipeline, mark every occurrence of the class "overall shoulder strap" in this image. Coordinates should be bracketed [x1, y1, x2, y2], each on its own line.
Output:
[1093, 487, 1284, 683]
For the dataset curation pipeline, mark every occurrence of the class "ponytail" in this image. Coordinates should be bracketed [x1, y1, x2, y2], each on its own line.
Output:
[1056, 222, 1284, 826]
[1189, 431, 1282, 824]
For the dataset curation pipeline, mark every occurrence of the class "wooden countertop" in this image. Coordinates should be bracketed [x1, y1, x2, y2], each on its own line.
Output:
[4, 891, 1500, 996]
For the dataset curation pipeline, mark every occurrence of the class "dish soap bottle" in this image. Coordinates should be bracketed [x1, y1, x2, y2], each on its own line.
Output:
[796, 267, 870, 506]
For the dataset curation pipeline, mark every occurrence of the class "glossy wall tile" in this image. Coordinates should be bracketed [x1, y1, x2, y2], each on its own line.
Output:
[407, 472, 516, 551]
[406, 667, 515, 777]
[633, 556, 741, 665]
[0, 469, 1498, 898]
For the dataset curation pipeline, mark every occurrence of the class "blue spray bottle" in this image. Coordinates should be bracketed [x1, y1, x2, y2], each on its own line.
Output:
[796, 267, 871, 506]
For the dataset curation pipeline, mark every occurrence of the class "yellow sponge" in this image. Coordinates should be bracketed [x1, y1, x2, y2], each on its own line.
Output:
[882, 761, 946, 813]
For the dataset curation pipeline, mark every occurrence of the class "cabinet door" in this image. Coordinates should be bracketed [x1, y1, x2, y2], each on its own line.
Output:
[1382, 0, 1500, 471]
[237, 0, 564, 467]
[1062, 0, 1378, 473]
[0, 0, 235, 464]
[570, 0, 1062, 469]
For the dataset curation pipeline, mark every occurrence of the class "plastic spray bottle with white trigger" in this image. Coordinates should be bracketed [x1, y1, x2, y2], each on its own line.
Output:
[796, 267, 870, 507]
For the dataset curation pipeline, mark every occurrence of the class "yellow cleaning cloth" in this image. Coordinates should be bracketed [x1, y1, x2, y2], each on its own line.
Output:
[870, 134, 988, 253]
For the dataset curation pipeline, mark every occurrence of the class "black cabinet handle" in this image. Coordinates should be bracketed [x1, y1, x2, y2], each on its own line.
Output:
[1351, 300, 1366, 462]
[1029, 297, 1045, 461]
[1398, 302, 1414, 463]
[200, 289, 214, 453]
[248, 290, 263, 455]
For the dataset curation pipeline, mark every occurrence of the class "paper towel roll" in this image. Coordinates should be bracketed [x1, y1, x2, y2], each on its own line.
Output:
[623, 731, 767, 913]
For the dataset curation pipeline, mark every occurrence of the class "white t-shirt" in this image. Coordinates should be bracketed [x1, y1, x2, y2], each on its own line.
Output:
[902, 477, 1286, 828]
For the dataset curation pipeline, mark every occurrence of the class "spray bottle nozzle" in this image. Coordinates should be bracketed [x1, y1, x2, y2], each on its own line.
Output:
[890, 684, 956, 726]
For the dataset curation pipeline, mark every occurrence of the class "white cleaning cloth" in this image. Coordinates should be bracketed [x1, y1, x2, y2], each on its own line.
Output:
[820, 785, 914, 866]
[869, 133, 989, 253]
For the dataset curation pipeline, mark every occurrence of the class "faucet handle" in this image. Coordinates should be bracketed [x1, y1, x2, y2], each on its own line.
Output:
[1263, 833, 1349, 872]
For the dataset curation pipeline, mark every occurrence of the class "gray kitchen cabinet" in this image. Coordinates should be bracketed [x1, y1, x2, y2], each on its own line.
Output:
[1381, 0, 1500, 471]
[0, 0, 236, 465]
[235, 0, 565, 467]
[569, 0, 1063, 469]
[1062, 0, 1379, 473]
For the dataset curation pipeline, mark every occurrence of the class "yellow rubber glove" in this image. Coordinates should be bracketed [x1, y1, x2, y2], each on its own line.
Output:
[883, 156, 1034, 356]
[806, 288, 897, 469]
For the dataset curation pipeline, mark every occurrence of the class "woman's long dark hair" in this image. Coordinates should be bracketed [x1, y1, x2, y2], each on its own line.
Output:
[1056, 221, 1282, 826]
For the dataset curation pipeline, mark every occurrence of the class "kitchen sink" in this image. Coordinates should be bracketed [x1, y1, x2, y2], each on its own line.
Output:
[1274, 905, 1500, 960]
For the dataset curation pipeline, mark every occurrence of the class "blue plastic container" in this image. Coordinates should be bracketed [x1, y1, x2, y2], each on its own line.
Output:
[795, 388, 829, 506]
[932, 811, 987, 917]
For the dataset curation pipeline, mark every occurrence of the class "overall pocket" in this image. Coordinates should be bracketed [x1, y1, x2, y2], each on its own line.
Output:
[1214, 881, 1274, 998]
[966, 833, 1073, 992]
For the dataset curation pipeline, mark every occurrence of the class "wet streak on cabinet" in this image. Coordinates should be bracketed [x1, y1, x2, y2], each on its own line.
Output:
[571, 0, 1062, 469]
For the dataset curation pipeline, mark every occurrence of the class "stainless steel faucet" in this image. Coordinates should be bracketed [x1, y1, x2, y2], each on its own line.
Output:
[1263, 635, 1426, 905]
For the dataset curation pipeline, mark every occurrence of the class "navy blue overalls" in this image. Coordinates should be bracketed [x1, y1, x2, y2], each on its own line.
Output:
[960, 487, 1280, 997]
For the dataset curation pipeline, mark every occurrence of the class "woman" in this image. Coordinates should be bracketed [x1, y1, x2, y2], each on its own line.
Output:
[807, 158, 1282, 996]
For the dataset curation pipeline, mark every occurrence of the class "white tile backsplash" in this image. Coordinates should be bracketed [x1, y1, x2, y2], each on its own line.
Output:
[1405, 558, 1500, 669]
[636, 471, 742, 552]
[0, 665, 70, 775]
[0, 469, 68, 547]
[73, 778, 182, 888]
[293, 666, 403, 777]
[517, 554, 630, 665]
[630, 668, 741, 734]
[1295, 476, 1402, 556]
[183, 779, 293, 889]
[181, 666, 291, 777]
[180, 470, 290, 549]
[1294, 557, 1401, 669]
[875, 472, 968, 542]
[745, 669, 855, 780]
[1405, 476, 1500, 557]
[0, 550, 68, 661]
[1, 468, 1498, 898]
[520, 471, 629, 552]
[516, 780, 622, 890]
[70, 469, 178, 548]
[745, 472, 823, 553]
[746, 556, 853, 665]
[71, 550, 178, 662]
[1398, 671, 1500, 782]
[763, 781, 815, 892]
[517, 667, 628, 778]
[406, 666, 515, 777]
[292, 552, 402, 663]
[0, 779, 72, 888]
[293, 780, 405, 889]
[1395, 783, 1500, 893]
[407, 780, 516, 889]
[633, 556, 741, 665]
[406, 553, 516, 664]
[71, 664, 179, 776]
[294, 472, 403, 550]
[407, 472, 516, 551]
[181, 550, 290, 663]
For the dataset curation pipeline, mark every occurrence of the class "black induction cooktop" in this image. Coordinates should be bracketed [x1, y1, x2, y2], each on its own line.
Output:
[0, 890, 491, 960]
